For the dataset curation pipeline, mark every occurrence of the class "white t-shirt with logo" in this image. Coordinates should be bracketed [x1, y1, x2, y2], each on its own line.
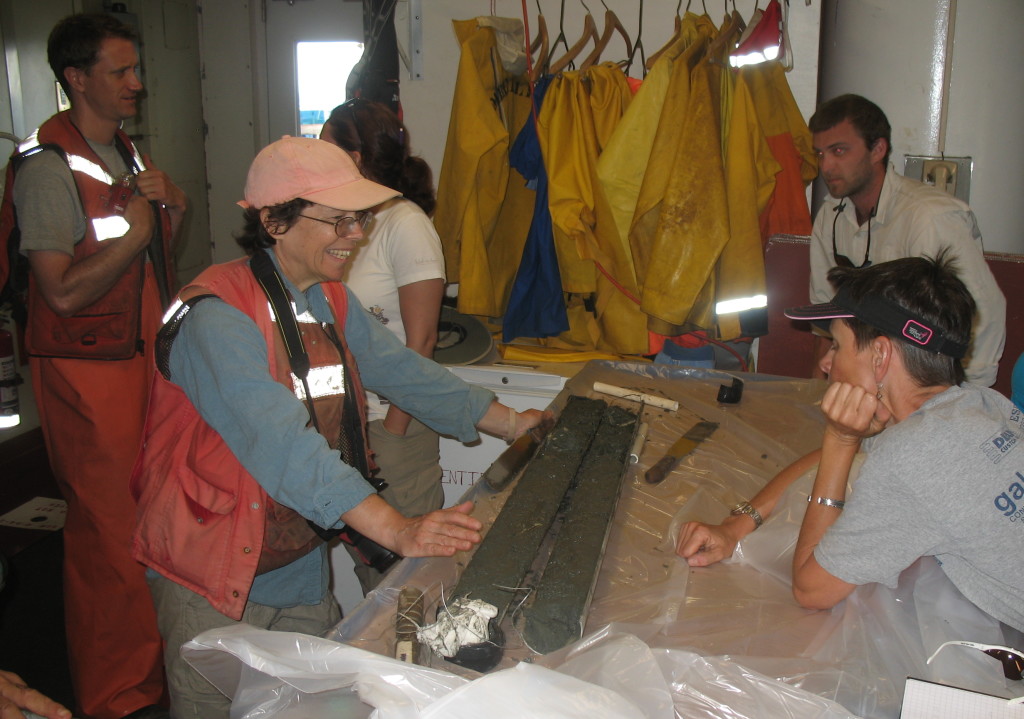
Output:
[343, 197, 445, 422]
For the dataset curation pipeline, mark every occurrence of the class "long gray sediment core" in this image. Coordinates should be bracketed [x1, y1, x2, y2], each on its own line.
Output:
[447, 395, 607, 619]
[521, 404, 639, 654]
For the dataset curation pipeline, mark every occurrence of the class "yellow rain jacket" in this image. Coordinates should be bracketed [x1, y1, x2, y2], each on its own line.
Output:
[536, 64, 645, 353]
[629, 15, 715, 297]
[434, 18, 535, 318]
[716, 57, 781, 340]
[743, 61, 816, 239]
[640, 52, 729, 334]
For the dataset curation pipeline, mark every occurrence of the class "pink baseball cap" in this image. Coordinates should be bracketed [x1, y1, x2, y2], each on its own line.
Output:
[239, 136, 399, 210]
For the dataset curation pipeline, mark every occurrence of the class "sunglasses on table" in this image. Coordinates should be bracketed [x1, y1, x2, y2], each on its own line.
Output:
[927, 639, 1024, 681]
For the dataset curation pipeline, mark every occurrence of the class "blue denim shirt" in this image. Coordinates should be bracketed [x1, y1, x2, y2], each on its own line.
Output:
[165, 249, 495, 607]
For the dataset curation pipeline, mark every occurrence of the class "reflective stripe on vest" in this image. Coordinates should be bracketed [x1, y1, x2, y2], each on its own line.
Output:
[18, 128, 143, 242]
[715, 294, 768, 315]
[264, 301, 318, 325]
[261, 302, 346, 400]
[163, 299, 185, 324]
[161, 299, 345, 400]
[292, 364, 345, 401]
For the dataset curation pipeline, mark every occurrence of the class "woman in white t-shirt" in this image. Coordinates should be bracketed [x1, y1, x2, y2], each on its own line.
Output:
[321, 99, 447, 591]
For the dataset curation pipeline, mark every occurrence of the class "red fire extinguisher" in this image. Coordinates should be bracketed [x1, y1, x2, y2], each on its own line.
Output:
[0, 321, 23, 428]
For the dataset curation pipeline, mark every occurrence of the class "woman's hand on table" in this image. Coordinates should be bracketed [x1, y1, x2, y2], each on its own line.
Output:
[392, 501, 483, 557]
[676, 516, 746, 567]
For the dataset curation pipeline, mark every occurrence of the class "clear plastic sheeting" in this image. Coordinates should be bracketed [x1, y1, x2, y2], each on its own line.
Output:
[181, 623, 852, 719]
[182, 362, 1024, 718]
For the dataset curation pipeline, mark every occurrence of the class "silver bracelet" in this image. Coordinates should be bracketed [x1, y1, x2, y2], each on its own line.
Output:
[807, 495, 845, 509]
[730, 501, 764, 529]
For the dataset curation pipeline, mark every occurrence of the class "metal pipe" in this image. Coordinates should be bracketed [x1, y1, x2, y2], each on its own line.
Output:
[936, 0, 957, 155]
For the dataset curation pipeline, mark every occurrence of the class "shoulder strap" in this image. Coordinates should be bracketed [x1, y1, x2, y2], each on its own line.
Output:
[155, 293, 217, 380]
[111, 133, 143, 175]
[14, 142, 68, 168]
[249, 248, 318, 430]
[111, 134, 172, 307]
[1, 144, 69, 327]
[249, 247, 310, 378]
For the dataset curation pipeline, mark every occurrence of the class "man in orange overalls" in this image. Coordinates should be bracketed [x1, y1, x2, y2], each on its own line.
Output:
[1, 13, 185, 719]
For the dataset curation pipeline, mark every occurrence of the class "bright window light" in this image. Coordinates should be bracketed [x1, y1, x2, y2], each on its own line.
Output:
[296, 41, 364, 138]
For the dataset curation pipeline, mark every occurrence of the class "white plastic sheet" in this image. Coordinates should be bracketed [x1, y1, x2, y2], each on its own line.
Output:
[182, 623, 854, 719]
[183, 362, 1024, 718]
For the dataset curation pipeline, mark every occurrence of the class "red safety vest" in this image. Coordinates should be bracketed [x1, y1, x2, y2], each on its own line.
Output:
[131, 257, 372, 619]
[1, 111, 176, 359]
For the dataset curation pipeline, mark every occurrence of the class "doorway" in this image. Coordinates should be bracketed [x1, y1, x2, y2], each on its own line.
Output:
[264, 0, 363, 140]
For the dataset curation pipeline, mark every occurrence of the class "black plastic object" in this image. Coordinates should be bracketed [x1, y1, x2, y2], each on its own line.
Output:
[717, 376, 744, 404]
[444, 618, 505, 673]
[339, 526, 401, 573]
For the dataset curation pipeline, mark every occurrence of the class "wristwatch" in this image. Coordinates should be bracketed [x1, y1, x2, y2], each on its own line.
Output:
[730, 501, 763, 529]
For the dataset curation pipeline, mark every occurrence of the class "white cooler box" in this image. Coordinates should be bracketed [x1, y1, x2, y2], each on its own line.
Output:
[330, 364, 566, 614]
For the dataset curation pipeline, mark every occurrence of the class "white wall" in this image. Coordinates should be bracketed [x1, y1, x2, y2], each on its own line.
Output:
[819, 0, 1024, 254]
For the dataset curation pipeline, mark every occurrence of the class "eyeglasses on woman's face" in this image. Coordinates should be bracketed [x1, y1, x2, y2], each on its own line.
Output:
[298, 210, 372, 238]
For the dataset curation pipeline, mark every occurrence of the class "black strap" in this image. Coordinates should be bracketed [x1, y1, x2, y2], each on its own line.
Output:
[248, 250, 396, 559]
[110, 133, 143, 175]
[110, 135, 172, 308]
[249, 249, 374, 480]
[249, 248, 318, 430]
[155, 294, 217, 380]
[324, 323, 374, 483]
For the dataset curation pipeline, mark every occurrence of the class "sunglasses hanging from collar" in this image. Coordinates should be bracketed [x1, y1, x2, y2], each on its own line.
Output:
[831, 201, 875, 269]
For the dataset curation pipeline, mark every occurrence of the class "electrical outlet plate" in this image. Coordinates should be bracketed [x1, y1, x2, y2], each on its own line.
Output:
[904, 155, 972, 204]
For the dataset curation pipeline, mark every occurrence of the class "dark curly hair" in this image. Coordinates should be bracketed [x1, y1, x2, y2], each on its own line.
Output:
[809, 94, 892, 167]
[322, 99, 436, 215]
[234, 198, 312, 254]
[827, 250, 975, 387]
[48, 14, 138, 96]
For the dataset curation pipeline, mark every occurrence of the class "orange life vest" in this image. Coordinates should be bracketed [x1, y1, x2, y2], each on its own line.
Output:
[2, 111, 176, 358]
[131, 257, 372, 619]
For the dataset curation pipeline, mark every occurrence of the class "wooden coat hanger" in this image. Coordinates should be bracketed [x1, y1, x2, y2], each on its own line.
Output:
[530, 14, 550, 80]
[580, 5, 632, 70]
[644, 0, 685, 71]
[707, 7, 742, 59]
[731, 5, 747, 35]
[548, 11, 599, 74]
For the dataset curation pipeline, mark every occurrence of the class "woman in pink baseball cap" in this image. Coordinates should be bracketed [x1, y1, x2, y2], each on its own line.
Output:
[130, 136, 551, 718]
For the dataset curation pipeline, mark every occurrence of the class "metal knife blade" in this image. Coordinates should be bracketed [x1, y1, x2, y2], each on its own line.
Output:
[644, 420, 719, 485]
